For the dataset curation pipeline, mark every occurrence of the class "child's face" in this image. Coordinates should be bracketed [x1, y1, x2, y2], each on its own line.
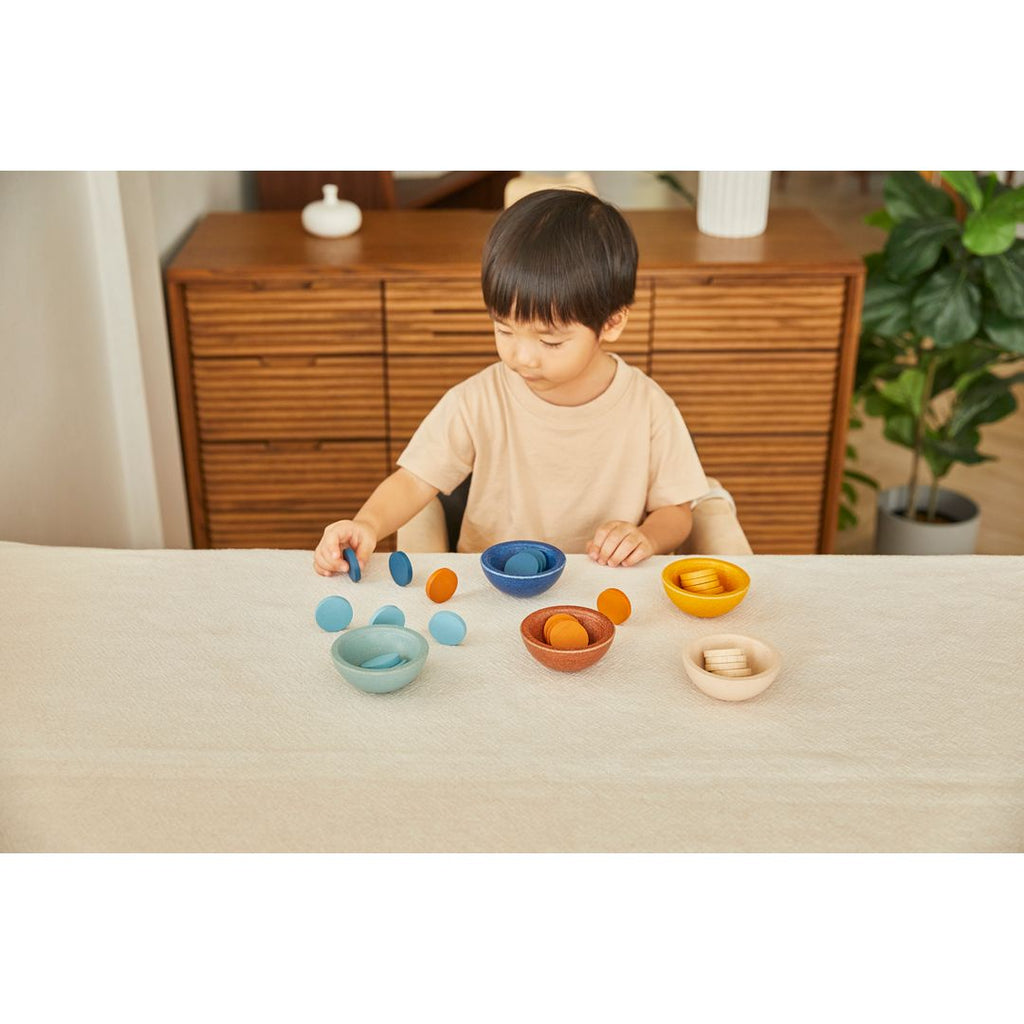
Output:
[492, 314, 624, 400]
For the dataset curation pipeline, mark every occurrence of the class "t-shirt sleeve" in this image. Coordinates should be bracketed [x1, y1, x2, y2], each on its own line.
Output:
[646, 390, 710, 510]
[396, 382, 476, 495]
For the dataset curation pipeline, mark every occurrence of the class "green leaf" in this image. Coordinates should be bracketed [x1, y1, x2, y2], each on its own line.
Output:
[863, 251, 886, 275]
[884, 217, 960, 281]
[963, 210, 1019, 256]
[864, 208, 895, 231]
[911, 264, 982, 346]
[845, 468, 880, 490]
[882, 412, 916, 449]
[883, 171, 955, 222]
[962, 188, 1024, 256]
[981, 306, 1024, 354]
[941, 172, 984, 211]
[981, 244, 1024, 317]
[949, 374, 1018, 435]
[880, 367, 928, 416]
[861, 273, 916, 336]
[838, 505, 857, 531]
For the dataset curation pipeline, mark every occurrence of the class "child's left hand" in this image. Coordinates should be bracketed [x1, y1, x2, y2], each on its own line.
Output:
[586, 521, 655, 567]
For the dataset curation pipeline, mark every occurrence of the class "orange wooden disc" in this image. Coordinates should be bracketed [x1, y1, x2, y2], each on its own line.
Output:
[597, 587, 632, 624]
[549, 619, 590, 651]
[543, 613, 579, 645]
[684, 576, 722, 592]
[425, 567, 458, 603]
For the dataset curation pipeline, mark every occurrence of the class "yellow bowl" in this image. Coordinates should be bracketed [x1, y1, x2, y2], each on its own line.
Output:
[661, 557, 750, 618]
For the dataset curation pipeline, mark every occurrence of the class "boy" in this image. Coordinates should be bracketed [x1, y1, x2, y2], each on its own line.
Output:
[313, 188, 709, 576]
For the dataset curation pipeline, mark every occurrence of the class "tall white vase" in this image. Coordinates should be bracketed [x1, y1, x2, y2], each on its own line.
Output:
[697, 171, 772, 238]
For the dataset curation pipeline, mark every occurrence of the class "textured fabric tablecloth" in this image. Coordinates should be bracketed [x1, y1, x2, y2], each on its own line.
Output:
[1, 541, 1022, 852]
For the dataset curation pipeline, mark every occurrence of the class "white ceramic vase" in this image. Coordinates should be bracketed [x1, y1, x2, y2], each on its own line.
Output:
[301, 184, 362, 239]
[697, 171, 772, 238]
[875, 485, 980, 555]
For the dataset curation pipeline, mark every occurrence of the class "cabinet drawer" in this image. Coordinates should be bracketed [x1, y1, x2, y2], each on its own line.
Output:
[691, 434, 830, 554]
[387, 353, 498, 461]
[385, 278, 651, 357]
[653, 277, 846, 351]
[201, 441, 388, 549]
[193, 356, 386, 441]
[653, 349, 839, 433]
[184, 280, 382, 356]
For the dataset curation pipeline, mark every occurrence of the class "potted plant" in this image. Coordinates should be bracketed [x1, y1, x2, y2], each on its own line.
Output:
[854, 171, 1024, 553]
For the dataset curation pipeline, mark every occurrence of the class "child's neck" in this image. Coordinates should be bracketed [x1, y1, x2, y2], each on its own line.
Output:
[537, 350, 618, 407]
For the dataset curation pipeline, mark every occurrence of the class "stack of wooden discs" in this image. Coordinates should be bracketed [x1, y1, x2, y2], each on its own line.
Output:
[678, 567, 725, 595]
[702, 646, 752, 677]
[543, 612, 591, 650]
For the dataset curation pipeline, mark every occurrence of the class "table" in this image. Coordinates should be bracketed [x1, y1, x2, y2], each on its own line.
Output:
[1, 541, 1021, 852]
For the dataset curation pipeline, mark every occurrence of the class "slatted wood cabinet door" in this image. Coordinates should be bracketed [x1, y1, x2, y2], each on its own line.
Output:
[167, 210, 863, 553]
[168, 277, 389, 550]
[651, 276, 849, 553]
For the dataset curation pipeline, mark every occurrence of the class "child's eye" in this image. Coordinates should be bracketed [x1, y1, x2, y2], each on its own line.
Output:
[541, 340, 564, 349]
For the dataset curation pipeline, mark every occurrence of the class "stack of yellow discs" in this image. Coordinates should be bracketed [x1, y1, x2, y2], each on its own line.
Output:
[679, 568, 725, 596]
[702, 647, 752, 677]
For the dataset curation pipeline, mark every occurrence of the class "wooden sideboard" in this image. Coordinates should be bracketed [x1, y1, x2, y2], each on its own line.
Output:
[165, 209, 864, 553]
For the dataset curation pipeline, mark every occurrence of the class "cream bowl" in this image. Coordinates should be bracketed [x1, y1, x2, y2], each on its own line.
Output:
[682, 632, 781, 702]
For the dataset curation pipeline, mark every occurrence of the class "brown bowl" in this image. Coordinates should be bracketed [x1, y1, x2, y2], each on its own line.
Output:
[520, 605, 615, 673]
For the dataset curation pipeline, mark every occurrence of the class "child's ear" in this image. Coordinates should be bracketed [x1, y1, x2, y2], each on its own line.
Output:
[600, 307, 630, 343]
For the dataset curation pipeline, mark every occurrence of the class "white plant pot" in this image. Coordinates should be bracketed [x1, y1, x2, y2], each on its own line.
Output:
[875, 486, 980, 555]
[697, 171, 771, 238]
[301, 184, 362, 238]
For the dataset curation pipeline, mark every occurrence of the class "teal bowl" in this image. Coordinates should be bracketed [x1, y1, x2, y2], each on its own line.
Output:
[330, 625, 429, 694]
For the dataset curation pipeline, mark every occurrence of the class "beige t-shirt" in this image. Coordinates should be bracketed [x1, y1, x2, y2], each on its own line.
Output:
[397, 354, 709, 553]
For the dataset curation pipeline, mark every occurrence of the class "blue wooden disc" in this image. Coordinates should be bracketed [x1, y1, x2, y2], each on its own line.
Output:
[343, 547, 361, 582]
[503, 550, 542, 576]
[526, 545, 549, 571]
[429, 610, 467, 646]
[315, 595, 354, 632]
[370, 604, 406, 627]
[360, 652, 404, 669]
[389, 550, 414, 586]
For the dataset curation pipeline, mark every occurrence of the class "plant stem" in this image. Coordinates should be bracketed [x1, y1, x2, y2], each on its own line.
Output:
[905, 348, 938, 519]
[926, 478, 940, 521]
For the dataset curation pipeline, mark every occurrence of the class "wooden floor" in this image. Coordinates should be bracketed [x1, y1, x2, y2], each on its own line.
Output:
[771, 172, 1024, 555]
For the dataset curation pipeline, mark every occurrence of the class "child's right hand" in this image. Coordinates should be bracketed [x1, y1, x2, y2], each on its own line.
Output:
[313, 519, 379, 577]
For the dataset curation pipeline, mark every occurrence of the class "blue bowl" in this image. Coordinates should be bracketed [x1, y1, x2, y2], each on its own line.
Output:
[330, 625, 428, 694]
[480, 540, 566, 598]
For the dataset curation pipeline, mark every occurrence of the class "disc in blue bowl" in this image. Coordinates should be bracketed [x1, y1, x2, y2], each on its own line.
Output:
[429, 610, 467, 646]
[315, 595, 354, 632]
[503, 550, 542, 576]
[360, 652, 405, 669]
[389, 550, 414, 587]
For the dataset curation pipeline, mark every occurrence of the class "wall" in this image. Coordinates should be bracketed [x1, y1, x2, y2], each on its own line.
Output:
[0, 171, 246, 549]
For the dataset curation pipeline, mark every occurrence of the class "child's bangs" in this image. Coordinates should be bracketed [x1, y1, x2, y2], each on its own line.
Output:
[485, 264, 595, 332]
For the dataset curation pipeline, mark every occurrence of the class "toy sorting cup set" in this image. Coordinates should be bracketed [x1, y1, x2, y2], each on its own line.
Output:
[317, 541, 780, 702]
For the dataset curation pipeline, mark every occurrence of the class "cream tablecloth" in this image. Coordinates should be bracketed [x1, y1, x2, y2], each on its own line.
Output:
[1, 541, 1021, 852]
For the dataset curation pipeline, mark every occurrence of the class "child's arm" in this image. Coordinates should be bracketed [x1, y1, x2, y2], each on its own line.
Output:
[586, 503, 693, 568]
[313, 468, 440, 577]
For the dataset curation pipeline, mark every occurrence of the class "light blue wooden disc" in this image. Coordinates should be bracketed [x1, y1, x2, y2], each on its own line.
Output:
[315, 595, 354, 632]
[525, 545, 549, 571]
[370, 604, 406, 627]
[360, 652, 404, 669]
[503, 550, 542, 576]
[389, 550, 414, 586]
[429, 610, 467, 646]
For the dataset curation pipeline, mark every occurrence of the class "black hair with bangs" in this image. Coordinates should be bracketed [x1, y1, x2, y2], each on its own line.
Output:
[481, 188, 638, 336]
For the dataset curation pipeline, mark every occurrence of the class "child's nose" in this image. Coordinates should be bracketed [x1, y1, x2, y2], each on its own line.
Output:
[515, 340, 539, 367]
